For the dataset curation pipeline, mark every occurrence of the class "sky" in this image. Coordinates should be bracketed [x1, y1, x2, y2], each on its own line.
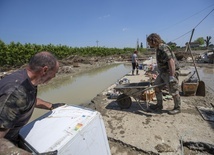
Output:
[0, 0, 214, 49]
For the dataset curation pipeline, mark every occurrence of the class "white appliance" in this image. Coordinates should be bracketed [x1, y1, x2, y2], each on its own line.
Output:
[19, 105, 111, 155]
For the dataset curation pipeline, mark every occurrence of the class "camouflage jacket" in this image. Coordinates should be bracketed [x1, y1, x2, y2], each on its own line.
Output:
[156, 43, 179, 73]
[0, 69, 37, 134]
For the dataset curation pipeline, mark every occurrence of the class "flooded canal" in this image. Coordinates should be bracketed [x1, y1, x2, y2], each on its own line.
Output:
[30, 63, 131, 121]
[30, 63, 213, 122]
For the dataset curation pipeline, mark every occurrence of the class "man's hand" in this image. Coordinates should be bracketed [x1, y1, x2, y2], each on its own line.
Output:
[50, 103, 66, 110]
[169, 76, 176, 83]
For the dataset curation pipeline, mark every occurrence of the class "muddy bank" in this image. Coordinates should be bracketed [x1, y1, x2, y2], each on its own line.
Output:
[0, 50, 209, 79]
[88, 59, 214, 155]
[89, 91, 214, 154]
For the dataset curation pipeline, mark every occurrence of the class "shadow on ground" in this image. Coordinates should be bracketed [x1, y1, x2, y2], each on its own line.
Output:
[105, 100, 172, 117]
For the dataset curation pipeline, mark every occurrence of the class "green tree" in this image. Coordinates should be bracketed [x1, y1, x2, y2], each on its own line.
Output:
[194, 37, 204, 46]
[140, 42, 143, 48]
[167, 42, 177, 51]
[204, 36, 212, 48]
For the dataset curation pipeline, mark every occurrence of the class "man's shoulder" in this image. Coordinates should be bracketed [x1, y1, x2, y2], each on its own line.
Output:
[0, 69, 26, 83]
[133, 53, 137, 57]
[159, 43, 171, 51]
[0, 69, 29, 96]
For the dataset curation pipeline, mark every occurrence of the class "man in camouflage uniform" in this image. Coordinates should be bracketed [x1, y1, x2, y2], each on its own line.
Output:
[147, 33, 181, 115]
[0, 51, 65, 154]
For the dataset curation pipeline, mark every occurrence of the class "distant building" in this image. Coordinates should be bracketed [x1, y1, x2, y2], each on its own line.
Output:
[185, 42, 200, 48]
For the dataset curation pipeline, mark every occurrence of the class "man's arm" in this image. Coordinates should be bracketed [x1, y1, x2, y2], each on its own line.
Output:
[35, 98, 66, 110]
[168, 58, 175, 77]
[134, 54, 138, 63]
[35, 98, 52, 110]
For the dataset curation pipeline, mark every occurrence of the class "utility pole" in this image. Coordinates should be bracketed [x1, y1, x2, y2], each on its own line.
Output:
[136, 38, 139, 50]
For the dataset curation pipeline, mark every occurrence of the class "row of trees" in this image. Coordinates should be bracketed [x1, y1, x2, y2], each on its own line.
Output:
[1, 36, 212, 68]
[0, 40, 143, 67]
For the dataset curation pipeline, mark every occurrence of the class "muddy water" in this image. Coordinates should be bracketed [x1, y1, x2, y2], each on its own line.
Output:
[29, 64, 213, 122]
[194, 66, 214, 93]
[30, 63, 131, 122]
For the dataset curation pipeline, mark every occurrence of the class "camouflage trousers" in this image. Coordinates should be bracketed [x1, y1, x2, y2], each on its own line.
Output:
[154, 71, 181, 109]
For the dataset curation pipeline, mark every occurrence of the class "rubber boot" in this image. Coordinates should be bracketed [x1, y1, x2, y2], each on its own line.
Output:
[149, 92, 163, 110]
[168, 95, 181, 115]
[136, 69, 139, 75]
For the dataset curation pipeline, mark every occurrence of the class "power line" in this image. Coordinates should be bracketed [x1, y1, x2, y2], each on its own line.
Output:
[194, 8, 214, 29]
[171, 30, 192, 42]
[171, 8, 214, 43]
[158, 3, 214, 33]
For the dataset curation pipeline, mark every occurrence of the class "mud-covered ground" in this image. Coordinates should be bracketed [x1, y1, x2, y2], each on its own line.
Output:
[85, 50, 213, 155]
[51, 50, 213, 155]
[88, 59, 214, 155]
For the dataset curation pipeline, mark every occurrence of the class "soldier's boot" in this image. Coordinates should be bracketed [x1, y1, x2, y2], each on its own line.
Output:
[132, 70, 134, 75]
[149, 92, 163, 111]
[168, 95, 181, 115]
[136, 69, 139, 75]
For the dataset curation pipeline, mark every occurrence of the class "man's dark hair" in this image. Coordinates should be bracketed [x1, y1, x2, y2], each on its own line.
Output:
[28, 51, 57, 72]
